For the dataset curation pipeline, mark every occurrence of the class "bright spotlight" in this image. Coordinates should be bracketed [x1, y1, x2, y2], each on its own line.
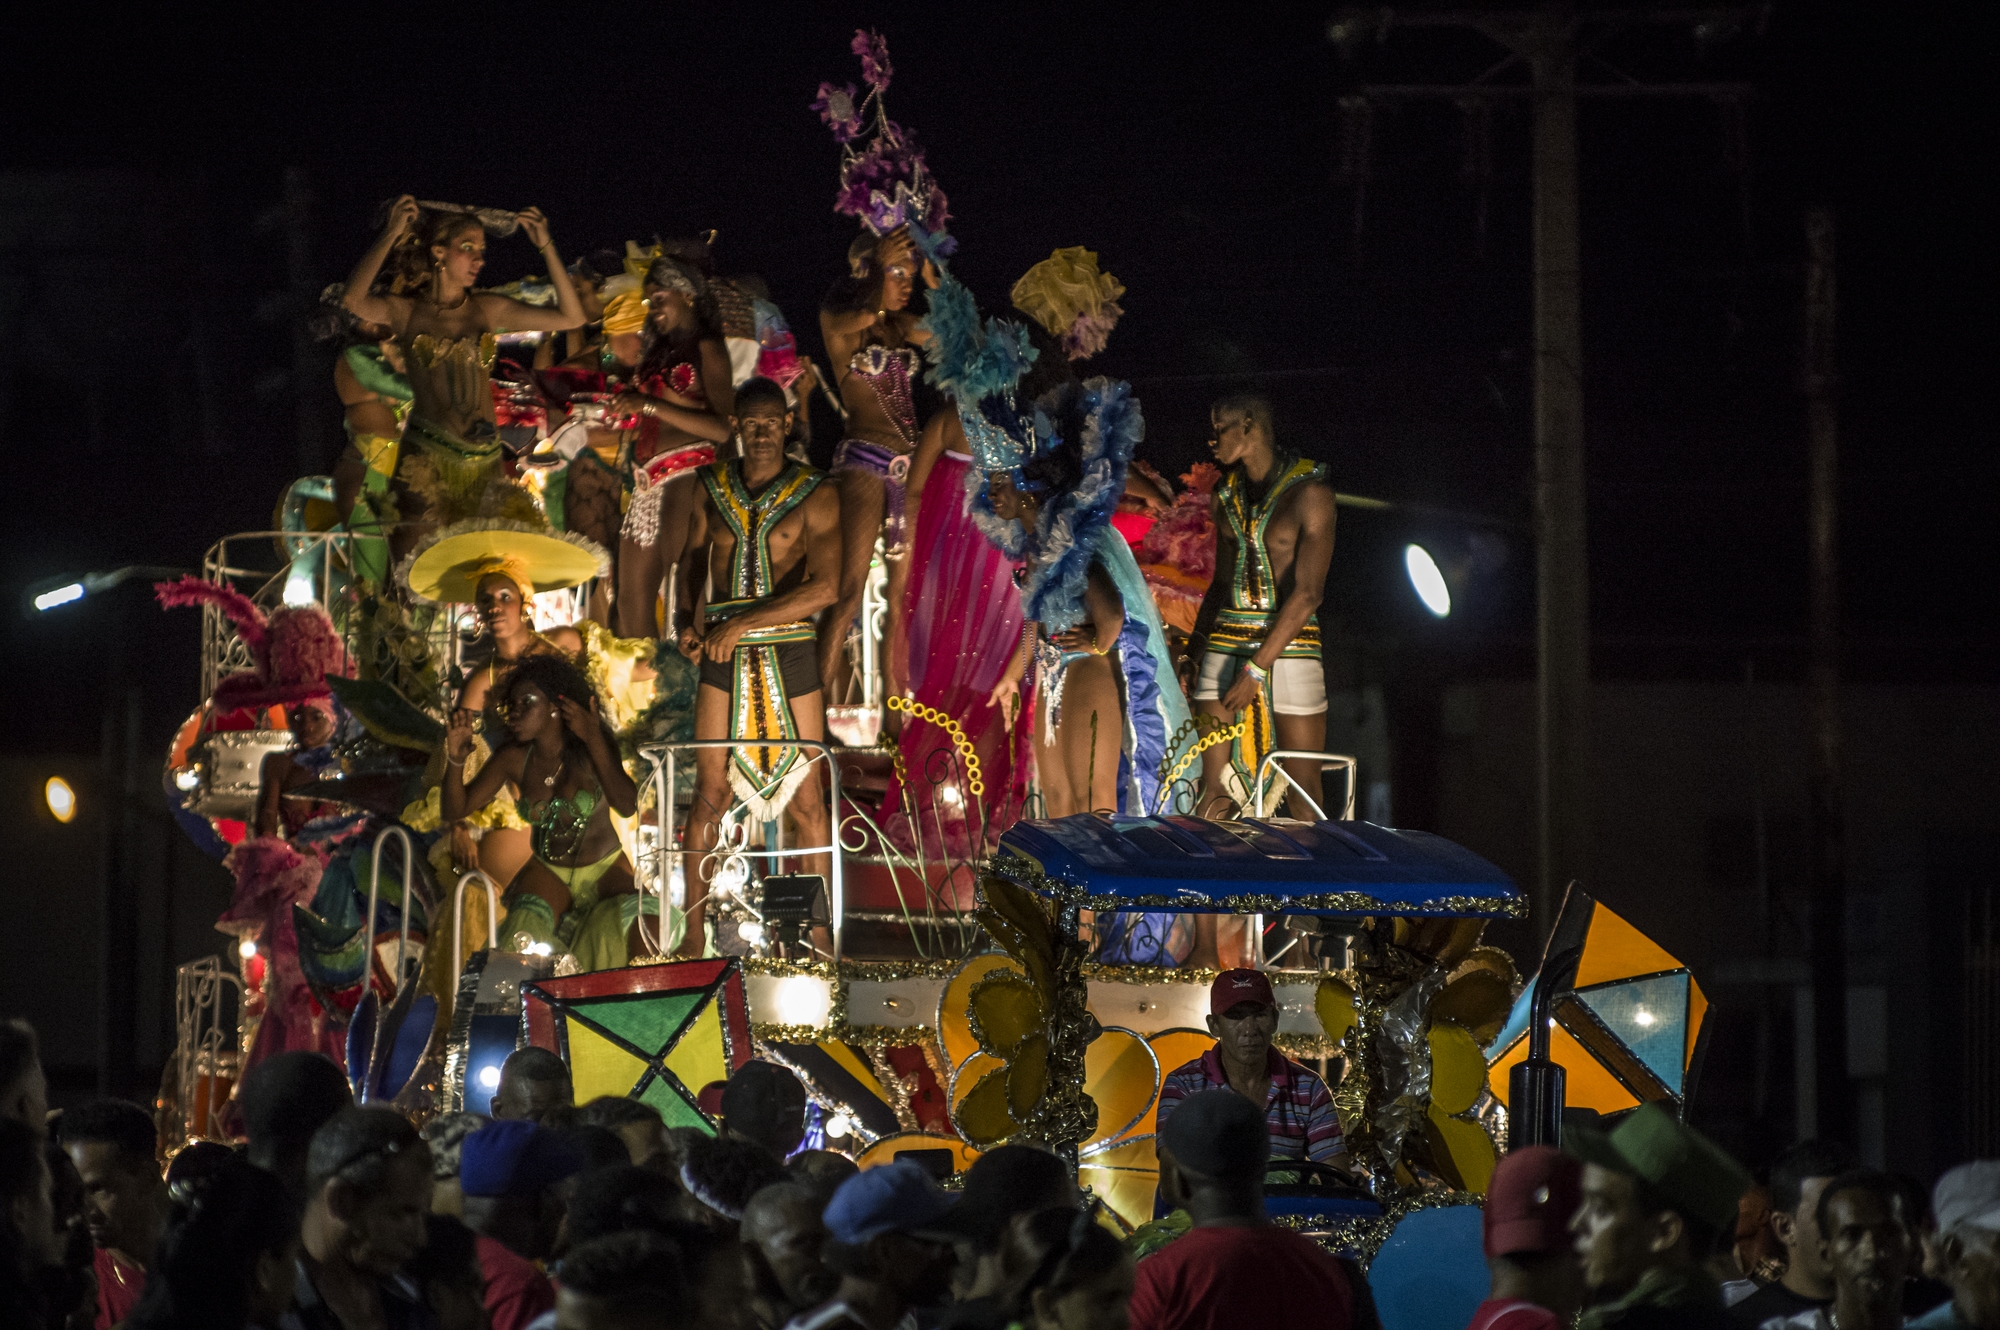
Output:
[238, 939, 258, 959]
[173, 767, 202, 792]
[1404, 545, 1451, 617]
[477, 1065, 502, 1090]
[44, 777, 76, 823]
[825, 1114, 853, 1138]
[33, 583, 85, 612]
[737, 920, 767, 946]
[282, 572, 316, 607]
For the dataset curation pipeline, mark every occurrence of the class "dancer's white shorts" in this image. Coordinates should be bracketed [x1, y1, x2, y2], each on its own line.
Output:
[1191, 652, 1327, 715]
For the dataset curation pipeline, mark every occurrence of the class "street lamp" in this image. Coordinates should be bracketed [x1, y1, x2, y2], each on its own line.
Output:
[44, 777, 77, 824]
[1405, 544, 1452, 617]
[22, 566, 190, 618]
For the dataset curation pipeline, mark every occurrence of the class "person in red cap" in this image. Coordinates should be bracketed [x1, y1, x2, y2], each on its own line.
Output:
[1156, 969, 1347, 1168]
[1466, 1145, 1586, 1330]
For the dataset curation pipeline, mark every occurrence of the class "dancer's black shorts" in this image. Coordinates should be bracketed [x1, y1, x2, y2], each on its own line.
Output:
[697, 640, 823, 698]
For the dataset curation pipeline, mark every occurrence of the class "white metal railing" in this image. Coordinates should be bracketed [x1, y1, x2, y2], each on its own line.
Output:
[356, 826, 420, 1102]
[1250, 750, 1359, 822]
[636, 738, 847, 961]
[452, 870, 502, 989]
[855, 547, 889, 711]
[170, 956, 244, 1144]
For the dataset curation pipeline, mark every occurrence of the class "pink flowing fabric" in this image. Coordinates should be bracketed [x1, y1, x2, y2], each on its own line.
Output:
[882, 453, 1034, 855]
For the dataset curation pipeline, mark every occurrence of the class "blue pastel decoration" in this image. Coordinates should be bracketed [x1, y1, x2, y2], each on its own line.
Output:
[1367, 1204, 1489, 1330]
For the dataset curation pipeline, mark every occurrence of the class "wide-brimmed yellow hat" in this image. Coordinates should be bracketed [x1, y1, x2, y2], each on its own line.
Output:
[398, 519, 610, 604]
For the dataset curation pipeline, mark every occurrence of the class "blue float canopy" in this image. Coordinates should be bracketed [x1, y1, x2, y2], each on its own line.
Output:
[989, 814, 1523, 918]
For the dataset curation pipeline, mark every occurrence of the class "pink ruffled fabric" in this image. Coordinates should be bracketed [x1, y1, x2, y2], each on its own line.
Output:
[220, 837, 346, 1072]
[881, 453, 1034, 856]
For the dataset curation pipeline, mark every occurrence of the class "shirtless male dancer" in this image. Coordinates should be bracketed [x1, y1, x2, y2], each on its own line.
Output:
[1184, 392, 1337, 816]
[673, 378, 842, 957]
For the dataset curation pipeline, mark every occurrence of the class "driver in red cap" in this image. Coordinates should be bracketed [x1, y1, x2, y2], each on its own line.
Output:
[1157, 968, 1348, 1170]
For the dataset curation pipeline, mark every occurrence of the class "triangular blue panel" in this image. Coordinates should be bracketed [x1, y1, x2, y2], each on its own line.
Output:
[1576, 972, 1690, 1095]
[1486, 975, 1537, 1064]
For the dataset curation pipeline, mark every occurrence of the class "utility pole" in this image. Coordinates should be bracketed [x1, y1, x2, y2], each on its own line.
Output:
[1327, 3, 1754, 943]
[1527, 11, 1590, 934]
[1802, 206, 1849, 1144]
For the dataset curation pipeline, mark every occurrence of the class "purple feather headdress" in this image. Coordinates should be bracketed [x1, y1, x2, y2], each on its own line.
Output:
[812, 29, 952, 246]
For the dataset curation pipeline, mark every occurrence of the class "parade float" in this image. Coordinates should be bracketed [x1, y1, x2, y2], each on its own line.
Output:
[148, 42, 1715, 1324]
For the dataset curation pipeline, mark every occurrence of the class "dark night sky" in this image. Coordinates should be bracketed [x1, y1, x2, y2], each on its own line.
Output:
[1, 2, 1991, 758]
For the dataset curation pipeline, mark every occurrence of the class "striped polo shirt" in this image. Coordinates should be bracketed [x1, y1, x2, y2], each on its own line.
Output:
[1156, 1045, 1345, 1162]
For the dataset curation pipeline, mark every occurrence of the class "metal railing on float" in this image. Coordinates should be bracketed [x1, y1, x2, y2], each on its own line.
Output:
[635, 738, 850, 962]
[1251, 750, 1360, 823]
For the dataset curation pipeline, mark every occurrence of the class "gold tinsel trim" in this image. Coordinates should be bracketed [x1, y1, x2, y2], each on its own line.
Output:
[984, 851, 1527, 918]
[740, 957, 966, 981]
[1271, 1188, 1483, 1269]
[749, 1022, 937, 1048]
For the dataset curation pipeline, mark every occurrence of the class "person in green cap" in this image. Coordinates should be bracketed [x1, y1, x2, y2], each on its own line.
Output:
[1566, 1101, 1752, 1329]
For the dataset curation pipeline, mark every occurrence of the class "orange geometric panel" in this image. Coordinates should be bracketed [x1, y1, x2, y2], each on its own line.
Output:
[1486, 1021, 1641, 1116]
[1686, 979, 1709, 1071]
[1574, 903, 1684, 991]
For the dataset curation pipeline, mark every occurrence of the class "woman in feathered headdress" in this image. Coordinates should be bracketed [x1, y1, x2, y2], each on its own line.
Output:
[155, 578, 359, 1071]
[878, 246, 1132, 852]
[911, 237, 1196, 964]
[914, 241, 1192, 820]
[813, 30, 947, 702]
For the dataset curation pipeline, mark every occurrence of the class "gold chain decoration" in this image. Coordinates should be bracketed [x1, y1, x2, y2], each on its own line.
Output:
[1156, 718, 1246, 805]
[885, 695, 985, 798]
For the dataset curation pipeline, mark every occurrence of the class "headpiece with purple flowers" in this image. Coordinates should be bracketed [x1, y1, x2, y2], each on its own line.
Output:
[812, 30, 952, 248]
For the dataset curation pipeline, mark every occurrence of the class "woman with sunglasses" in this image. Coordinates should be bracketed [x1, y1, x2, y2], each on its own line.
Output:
[442, 654, 670, 969]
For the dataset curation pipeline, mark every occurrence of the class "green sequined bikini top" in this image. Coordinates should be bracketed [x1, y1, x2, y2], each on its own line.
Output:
[516, 785, 600, 864]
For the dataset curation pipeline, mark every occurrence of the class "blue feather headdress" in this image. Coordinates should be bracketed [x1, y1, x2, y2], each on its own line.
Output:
[910, 225, 1048, 480]
[911, 228, 1145, 631]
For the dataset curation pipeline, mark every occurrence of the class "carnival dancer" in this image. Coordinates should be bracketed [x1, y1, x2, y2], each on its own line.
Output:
[879, 247, 1130, 852]
[919, 238, 1193, 964]
[812, 30, 946, 701]
[673, 378, 842, 958]
[317, 288, 412, 586]
[339, 196, 588, 556]
[153, 579, 361, 1073]
[614, 255, 737, 639]
[1182, 393, 1337, 819]
[440, 653, 667, 969]
[394, 521, 653, 895]
[875, 402, 1034, 854]
[1133, 461, 1222, 644]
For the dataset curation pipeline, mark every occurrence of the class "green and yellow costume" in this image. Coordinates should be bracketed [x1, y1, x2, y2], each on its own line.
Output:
[698, 458, 825, 821]
[341, 344, 413, 584]
[1208, 456, 1328, 807]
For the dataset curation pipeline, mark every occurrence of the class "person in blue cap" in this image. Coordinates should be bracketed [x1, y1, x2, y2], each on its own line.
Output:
[458, 1119, 586, 1330]
[784, 1159, 960, 1330]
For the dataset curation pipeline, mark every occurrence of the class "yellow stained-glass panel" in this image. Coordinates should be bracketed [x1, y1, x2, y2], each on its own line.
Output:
[1574, 903, 1684, 991]
[855, 1132, 982, 1174]
[1686, 978, 1708, 1071]
[661, 1002, 725, 1099]
[951, 1052, 1003, 1115]
[1139, 1030, 1214, 1137]
[938, 954, 1024, 1073]
[1079, 1134, 1159, 1233]
[1084, 1029, 1159, 1148]
[1486, 1021, 1641, 1116]
[566, 1016, 649, 1102]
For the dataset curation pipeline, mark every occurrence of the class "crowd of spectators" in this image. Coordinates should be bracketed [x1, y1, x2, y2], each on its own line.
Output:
[5, 1001, 1999, 1330]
